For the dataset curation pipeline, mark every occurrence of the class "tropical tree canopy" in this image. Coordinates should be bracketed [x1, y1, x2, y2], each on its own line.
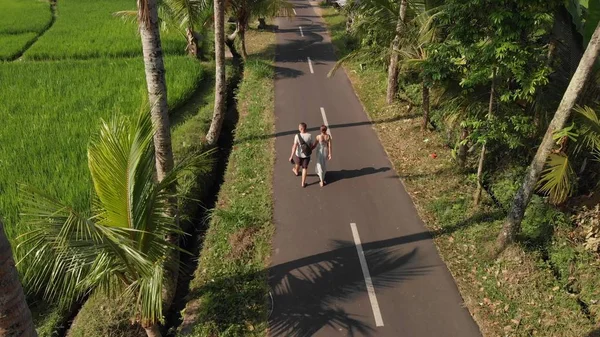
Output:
[17, 111, 212, 328]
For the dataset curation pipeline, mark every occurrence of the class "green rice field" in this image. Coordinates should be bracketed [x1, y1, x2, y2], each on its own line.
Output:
[0, 0, 212, 334]
[24, 0, 187, 60]
[0, 0, 52, 34]
[0, 32, 38, 60]
[0, 56, 206, 239]
[0, 0, 53, 60]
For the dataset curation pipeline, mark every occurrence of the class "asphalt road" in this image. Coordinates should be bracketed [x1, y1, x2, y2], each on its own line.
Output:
[268, 2, 483, 336]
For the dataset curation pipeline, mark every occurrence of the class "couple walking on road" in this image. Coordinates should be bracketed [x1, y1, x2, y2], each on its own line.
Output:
[289, 122, 332, 187]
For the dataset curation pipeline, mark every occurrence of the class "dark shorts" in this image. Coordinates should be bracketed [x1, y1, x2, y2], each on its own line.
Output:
[294, 155, 310, 169]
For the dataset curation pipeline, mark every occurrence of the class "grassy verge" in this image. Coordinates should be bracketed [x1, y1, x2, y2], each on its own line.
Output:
[179, 27, 275, 337]
[320, 6, 600, 337]
[23, 0, 185, 60]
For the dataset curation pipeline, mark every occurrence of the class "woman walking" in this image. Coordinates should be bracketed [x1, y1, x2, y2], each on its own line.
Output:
[314, 125, 332, 187]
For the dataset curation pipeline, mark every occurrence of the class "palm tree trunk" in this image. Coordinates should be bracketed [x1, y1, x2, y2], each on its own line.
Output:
[142, 323, 162, 337]
[185, 26, 200, 59]
[457, 127, 468, 168]
[474, 68, 496, 206]
[138, 0, 174, 183]
[206, 0, 227, 146]
[495, 23, 600, 254]
[137, 0, 178, 309]
[240, 25, 248, 60]
[0, 221, 37, 337]
[385, 0, 407, 105]
[421, 81, 429, 131]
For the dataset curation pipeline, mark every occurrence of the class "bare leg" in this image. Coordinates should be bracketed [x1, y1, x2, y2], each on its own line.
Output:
[301, 168, 307, 187]
[292, 163, 299, 176]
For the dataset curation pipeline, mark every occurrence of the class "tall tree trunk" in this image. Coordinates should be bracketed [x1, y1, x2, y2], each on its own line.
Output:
[185, 26, 200, 59]
[0, 221, 37, 337]
[142, 323, 162, 337]
[474, 68, 496, 206]
[206, 0, 227, 146]
[495, 23, 600, 254]
[240, 25, 248, 60]
[385, 0, 408, 105]
[138, 0, 174, 183]
[457, 126, 468, 168]
[421, 81, 430, 131]
[137, 0, 178, 309]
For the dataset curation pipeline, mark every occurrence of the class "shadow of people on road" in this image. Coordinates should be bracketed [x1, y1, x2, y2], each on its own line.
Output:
[325, 167, 391, 185]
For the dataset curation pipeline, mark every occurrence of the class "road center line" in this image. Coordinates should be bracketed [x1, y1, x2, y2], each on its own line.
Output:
[350, 223, 385, 327]
[319, 107, 331, 135]
[299, 26, 304, 37]
[307, 57, 314, 74]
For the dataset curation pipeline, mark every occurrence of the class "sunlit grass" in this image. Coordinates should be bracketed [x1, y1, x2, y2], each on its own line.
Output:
[0, 32, 38, 60]
[0, 0, 52, 34]
[0, 56, 207, 242]
[23, 0, 186, 60]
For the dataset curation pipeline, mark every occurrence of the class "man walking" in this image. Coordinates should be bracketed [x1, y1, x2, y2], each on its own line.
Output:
[289, 122, 313, 188]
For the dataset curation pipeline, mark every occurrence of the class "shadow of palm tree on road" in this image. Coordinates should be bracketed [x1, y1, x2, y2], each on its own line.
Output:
[269, 242, 431, 337]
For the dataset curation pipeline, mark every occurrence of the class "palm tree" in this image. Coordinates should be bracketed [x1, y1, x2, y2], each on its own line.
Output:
[17, 112, 212, 337]
[537, 105, 600, 204]
[227, 0, 293, 60]
[495, 22, 600, 254]
[138, 0, 175, 184]
[0, 220, 37, 337]
[116, 0, 213, 59]
[206, 0, 226, 146]
[162, 0, 213, 58]
[396, 11, 438, 131]
[385, 0, 407, 105]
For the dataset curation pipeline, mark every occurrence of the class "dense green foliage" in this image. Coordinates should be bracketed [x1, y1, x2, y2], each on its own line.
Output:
[321, 4, 600, 335]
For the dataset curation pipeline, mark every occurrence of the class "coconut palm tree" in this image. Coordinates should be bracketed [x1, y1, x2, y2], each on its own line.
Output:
[117, 0, 213, 59]
[162, 0, 213, 58]
[0, 220, 37, 337]
[227, 0, 293, 60]
[17, 112, 212, 337]
[496, 22, 600, 254]
[537, 105, 600, 204]
[138, 0, 175, 184]
[396, 11, 438, 131]
[386, 0, 408, 105]
[206, 0, 226, 146]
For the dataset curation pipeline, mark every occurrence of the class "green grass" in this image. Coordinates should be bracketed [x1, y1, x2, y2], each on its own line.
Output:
[0, 0, 53, 34]
[320, 6, 600, 337]
[0, 32, 38, 60]
[23, 0, 186, 60]
[180, 28, 275, 337]
[0, 56, 206, 242]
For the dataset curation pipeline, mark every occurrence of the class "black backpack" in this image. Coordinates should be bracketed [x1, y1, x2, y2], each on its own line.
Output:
[297, 133, 312, 156]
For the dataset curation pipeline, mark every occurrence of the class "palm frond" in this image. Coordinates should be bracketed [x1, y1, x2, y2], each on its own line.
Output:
[573, 105, 600, 155]
[538, 153, 577, 204]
